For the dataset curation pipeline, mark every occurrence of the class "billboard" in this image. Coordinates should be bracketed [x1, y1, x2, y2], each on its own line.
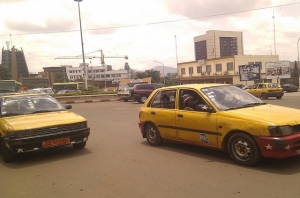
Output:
[238, 64, 261, 81]
[265, 61, 290, 79]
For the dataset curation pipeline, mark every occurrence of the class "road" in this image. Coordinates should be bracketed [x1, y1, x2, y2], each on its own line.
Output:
[1, 92, 300, 198]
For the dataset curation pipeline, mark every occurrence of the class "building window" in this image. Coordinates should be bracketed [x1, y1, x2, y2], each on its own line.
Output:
[227, 62, 233, 71]
[206, 65, 211, 72]
[197, 66, 202, 73]
[216, 64, 222, 72]
[219, 37, 238, 57]
[88, 70, 92, 73]
[248, 62, 254, 65]
[188, 67, 193, 74]
[195, 40, 207, 60]
[101, 75, 104, 78]
[181, 68, 186, 74]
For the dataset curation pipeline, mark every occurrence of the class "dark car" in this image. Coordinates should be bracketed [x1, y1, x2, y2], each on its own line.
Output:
[281, 84, 298, 92]
[131, 83, 162, 103]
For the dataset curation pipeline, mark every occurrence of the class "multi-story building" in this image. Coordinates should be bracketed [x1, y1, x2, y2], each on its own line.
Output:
[66, 64, 129, 90]
[194, 30, 243, 61]
[178, 55, 279, 85]
[178, 30, 292, 85]
[1, 42, 29, 81]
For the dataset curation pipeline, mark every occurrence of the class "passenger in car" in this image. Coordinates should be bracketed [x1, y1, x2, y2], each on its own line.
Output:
[161, 94, 171, 108]
[182, 94, 195, 111]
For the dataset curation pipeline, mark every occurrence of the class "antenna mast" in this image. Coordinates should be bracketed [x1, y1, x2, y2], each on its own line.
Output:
[273, 9, 276, 55]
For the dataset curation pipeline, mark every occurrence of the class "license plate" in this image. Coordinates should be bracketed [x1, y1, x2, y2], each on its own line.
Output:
[42, 138, 70, 148]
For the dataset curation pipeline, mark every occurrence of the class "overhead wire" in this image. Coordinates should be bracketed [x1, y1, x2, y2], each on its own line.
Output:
[0, 2, 299, 36]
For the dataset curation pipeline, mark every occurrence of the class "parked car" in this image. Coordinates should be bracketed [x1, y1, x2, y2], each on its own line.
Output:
[281, 84, 298, 92]
[57, 90, 80, 94]
[138, 84, 300, 166]
[0, 93, 90, 162]
[233, 84, 246, 89]
[243, 83, 284, 99]
[131, 83, 162, 103]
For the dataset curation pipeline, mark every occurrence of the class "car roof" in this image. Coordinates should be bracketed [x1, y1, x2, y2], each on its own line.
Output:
[0, 93, 47, 98]
[155, 83, 229, 90]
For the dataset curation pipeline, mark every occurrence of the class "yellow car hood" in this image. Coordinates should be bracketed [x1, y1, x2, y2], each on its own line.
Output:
[225, 104, 300, 125]
[3, 111, 86, 131]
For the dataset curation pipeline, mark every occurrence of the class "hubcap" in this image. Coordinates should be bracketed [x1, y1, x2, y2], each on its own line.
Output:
[148, 127, 157, 142]
[232, 139, 251, 161]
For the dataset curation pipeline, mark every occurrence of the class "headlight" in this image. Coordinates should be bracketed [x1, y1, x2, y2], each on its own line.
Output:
[268, 126, 295, 136]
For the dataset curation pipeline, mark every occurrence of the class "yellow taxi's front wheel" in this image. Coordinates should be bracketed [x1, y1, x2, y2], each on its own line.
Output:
[1, 142, 15, 163]
[145, 123, 164, 146]
[228, 133, 261, 166]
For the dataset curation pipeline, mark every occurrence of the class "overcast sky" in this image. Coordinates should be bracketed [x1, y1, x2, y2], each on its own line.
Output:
[0, 0, 300, 73]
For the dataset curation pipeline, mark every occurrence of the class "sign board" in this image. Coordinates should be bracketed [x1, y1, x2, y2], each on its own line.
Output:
[238, 64, 261, 81]
[265, 61, 290, 79]
[198, 60, 205, 65]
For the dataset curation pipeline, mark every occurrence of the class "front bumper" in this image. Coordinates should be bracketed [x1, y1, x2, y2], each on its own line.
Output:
[2, 128, 90, 154]
[254, 133, 300, 158]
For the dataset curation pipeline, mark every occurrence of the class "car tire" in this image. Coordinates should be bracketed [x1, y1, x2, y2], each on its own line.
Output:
[276, 96, 282, 99]
[1, 142, 15, 163]
[139, 95, 148, 103]
[124, 99, 128, 102]
[261, 93, 268, 100]
[228, 133, 261, 166]
[145, 123, 164, 146]
[73, 141, 86, 149]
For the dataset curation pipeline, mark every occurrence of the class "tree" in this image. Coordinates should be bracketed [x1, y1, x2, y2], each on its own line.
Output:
[54, 73, 69, 83]
[0, 64, 12, 80]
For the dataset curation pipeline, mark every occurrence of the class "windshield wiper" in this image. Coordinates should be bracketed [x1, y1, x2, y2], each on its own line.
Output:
[225, 102, 266, 111]
[31, 110, 53, 114]
[242, 102, 266, 107]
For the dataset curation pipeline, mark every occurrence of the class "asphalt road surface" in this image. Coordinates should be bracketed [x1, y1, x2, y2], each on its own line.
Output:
[1, 92, 300, 198]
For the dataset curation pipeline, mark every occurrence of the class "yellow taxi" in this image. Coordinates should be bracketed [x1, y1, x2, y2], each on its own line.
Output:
[0, 93, 90, 162]
[243, 83, 284, 99]
[138, 84, 300, 166]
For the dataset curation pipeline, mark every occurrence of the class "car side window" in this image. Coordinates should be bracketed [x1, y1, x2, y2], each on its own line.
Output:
[179, 89, 207, 112]
[150, 90, 176, 109]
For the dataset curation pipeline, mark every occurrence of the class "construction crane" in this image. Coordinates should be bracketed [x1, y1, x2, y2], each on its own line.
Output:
[55, 50, 128, 89]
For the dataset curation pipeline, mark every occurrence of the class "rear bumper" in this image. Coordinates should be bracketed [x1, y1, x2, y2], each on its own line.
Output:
[138, 121, 145, 137]
[3, 128, 90, 154]
[254, 133, 300, 158]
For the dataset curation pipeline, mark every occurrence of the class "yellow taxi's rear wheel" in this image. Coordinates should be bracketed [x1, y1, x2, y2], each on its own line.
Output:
[145, 123, 163, 146]
[261, 93, 268, 100]
[228, 133, 261, 166]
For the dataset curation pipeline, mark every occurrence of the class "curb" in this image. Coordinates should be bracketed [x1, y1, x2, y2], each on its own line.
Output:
[62, 98, 119, 104]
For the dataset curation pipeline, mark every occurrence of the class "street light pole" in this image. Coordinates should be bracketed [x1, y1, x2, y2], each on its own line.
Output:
[154, 61, 165, 86]
[74, 0, 87, 89]
[297, 38, 300, 65]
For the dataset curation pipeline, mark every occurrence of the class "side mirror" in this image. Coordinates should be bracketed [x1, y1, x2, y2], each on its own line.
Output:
[65, 104, 72, 109]
[195, 104, 215, 113]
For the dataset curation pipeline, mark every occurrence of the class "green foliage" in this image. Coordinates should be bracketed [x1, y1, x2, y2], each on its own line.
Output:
[54, 73, 69, 83]
[0, 64, 12, 80]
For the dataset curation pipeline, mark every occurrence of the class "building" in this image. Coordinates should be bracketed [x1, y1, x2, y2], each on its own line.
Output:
[194, 30, 243, 61]
[66, 64, 130, 90]
[178, 55, 279, 85]
[43, 66, 67, 87]
[1, 42, 29, 81]
[178, 30, 291, 85]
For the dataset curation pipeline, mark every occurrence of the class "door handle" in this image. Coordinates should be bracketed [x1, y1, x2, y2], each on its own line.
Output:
[151, 112, 155, 115]
[177, 114, 183, 117]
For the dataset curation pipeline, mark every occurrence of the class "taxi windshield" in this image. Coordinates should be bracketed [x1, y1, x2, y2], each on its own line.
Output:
[201, 85, 265, 111]
[0, 95, 66, 117]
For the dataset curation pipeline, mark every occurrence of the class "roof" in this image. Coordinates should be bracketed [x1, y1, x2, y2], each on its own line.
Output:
[157, 83, 229, 90]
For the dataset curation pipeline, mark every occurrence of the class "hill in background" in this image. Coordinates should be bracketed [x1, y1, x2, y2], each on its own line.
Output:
[151, 66, 177, 76]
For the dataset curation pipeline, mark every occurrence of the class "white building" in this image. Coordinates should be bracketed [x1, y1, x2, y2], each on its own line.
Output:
[66, 64, 129, 85]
